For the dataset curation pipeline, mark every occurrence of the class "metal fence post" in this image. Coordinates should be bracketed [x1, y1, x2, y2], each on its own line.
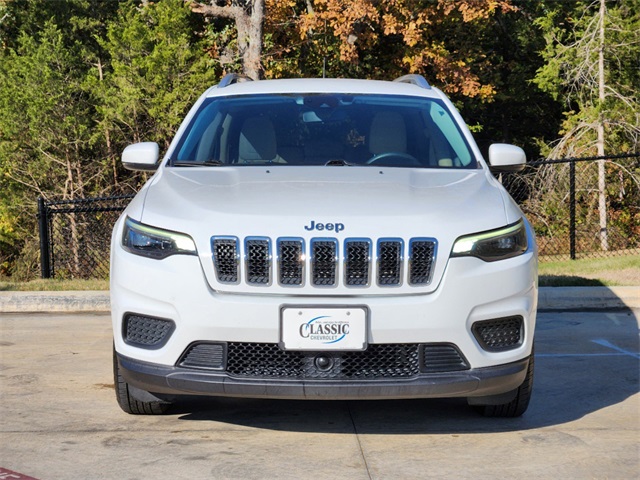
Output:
[569, 160, 576, 260]
[37, 197, 51, 278]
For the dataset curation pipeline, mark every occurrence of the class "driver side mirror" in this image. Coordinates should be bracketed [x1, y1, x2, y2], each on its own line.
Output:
[122, 142, 160, 172]
[488, 144, 526, 173]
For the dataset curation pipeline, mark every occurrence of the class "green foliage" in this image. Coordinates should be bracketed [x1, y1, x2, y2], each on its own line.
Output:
[0, 0, 219, 278]
[96, 0, 219, 148]
[534, 0, 640, 156]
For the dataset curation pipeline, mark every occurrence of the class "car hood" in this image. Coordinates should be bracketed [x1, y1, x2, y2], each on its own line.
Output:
[137, 166, 519, 294]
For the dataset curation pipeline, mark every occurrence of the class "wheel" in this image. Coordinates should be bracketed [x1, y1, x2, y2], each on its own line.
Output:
[113, 346, 171, 415]
[473, 347, 534, 418]
[366, 152, 420, 166]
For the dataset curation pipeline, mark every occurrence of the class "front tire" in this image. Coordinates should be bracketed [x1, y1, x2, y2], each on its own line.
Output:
[473, 347, 534, 418]
[113, 346, 171, 415]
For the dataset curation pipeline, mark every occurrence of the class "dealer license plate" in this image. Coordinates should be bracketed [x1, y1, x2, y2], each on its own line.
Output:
[280, 306, 368, 351]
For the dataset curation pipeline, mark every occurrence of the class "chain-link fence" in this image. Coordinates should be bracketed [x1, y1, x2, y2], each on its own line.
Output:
[36, 154, 639, 279]
[502, 153, 639, 260]
[37, 195, 134, 279]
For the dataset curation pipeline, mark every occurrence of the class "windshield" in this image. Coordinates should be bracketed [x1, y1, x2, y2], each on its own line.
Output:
[171, 94, 477, 169]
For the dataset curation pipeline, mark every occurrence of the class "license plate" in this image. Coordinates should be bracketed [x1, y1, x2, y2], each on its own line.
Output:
[280, 306, 368, 351]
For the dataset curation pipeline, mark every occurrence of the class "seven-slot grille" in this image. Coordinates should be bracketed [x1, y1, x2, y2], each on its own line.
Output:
[211, 236, 437, 288]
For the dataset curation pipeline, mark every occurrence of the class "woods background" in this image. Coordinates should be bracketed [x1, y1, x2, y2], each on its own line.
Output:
[0, 0, 638, 279]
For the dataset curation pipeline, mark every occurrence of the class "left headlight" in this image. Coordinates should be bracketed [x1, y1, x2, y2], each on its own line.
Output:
[451, 219, 528, 262]
[122, 216, 197, 260]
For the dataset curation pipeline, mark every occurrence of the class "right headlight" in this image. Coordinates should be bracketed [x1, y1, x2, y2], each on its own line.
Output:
[451, 219, 528, 262]
[122, 216, 197, 260]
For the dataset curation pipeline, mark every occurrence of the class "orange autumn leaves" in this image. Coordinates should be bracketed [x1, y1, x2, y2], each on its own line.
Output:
[264, 0, 515, 100]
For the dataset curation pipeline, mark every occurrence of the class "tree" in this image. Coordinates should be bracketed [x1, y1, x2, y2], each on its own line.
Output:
[191, 0, 265, 79]
[261, 0, 515, 100]
[535, 0, 640, 251]
[0, 0, 218, 278]
[96, 0, 219, 149]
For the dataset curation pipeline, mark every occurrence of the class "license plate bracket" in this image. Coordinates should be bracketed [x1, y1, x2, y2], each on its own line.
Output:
[280, 305, 368, 351]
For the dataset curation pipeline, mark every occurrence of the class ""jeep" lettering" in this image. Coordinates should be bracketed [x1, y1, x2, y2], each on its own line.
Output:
[304, 220, 345, 233]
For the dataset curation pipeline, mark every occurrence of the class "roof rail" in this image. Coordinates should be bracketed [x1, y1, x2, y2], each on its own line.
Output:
[218, 73, 254, 88]
[393, 74, 431, 90]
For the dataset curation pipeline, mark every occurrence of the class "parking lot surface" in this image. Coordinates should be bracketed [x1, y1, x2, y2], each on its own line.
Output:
[1, 309, 638, 479]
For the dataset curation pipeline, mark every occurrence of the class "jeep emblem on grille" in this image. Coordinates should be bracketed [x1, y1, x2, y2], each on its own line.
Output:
[304, 220, 344, 233]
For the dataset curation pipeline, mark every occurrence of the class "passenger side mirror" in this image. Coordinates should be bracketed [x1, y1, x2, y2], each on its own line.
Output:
[122, 142, 160, 172]
[488, 144, 526, 173]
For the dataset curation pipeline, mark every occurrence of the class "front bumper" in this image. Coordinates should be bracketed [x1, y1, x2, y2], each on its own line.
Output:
[117, 352, 530, 400]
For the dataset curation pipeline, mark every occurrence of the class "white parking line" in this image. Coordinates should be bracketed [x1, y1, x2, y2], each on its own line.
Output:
[591, 338, 640, 359]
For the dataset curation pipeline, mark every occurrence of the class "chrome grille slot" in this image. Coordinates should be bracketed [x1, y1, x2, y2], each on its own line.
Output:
[377, 239, 403, 286]
[409, 239, 437, 285]
[245, 237, 271, 285]
[212, 237, 239, 283]
[311, 239, 338, 287]
[345, 239, 371, 287]
[277, 239, 304, 286]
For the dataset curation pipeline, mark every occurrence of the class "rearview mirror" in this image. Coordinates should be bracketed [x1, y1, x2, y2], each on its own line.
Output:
[488, 144, 526, 173]
[122, 142, 159, 172]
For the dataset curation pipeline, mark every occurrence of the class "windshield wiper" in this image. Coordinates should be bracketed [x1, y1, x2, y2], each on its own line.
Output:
[172, 160, 225, 167]
[325, 159, 355, 166]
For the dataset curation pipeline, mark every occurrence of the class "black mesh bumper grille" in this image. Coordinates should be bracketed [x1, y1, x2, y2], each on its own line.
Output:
[472, 316, 524, 352]
[123, 314, 174, 348]
[178, 342, 469, 378]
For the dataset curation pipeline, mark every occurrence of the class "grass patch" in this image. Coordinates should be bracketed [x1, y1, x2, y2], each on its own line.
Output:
[539, 254, 640, 287]
[0, 278, 109, 291]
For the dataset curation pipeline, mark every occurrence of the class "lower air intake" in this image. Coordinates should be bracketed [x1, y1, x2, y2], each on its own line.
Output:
[177, 342, 471, 379]
[472, 316, 524, 352]
[123, 314, 174, 349]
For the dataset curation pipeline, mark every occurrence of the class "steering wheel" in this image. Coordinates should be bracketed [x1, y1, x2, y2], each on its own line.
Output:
[366, 152, 420, 166]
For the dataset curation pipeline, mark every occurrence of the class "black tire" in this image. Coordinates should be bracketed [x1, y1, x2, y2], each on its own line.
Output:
[113, 346, 171, 415]
[475, 347, 534, 418]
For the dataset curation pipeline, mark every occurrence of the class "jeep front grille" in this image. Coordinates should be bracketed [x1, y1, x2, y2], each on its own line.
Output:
[210, 236, 437, 288]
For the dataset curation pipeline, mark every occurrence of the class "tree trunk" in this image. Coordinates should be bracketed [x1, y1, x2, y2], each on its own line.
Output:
[597, 0, 608, 251]
[191, 0, 264, 80]
[245, 0, 264, 79]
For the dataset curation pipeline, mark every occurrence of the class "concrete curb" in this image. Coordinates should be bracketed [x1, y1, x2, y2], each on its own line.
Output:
[537, 286, 639, 310]
[1, 286, 639, 314]
[0, 291, 110, 313]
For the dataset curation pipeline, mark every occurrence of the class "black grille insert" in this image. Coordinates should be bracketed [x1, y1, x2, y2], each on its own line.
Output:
[311, 239, 337, 286]
[377, 240, 403, 286]
[345, 240, 371, 286]
[123, 314, 174, 349]
[245, 238, 271, 285]
[472, 316, 524, 352]
[409, 239, 436, 285]
[278, 239, 304, 286]
[179, 343, 226, 370]
[212, 237, 239, 283]
[421, 344, 469, 373]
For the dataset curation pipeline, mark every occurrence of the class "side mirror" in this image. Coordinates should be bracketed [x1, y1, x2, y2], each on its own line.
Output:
[488, 144, 526, 173]
[122, 142, 160, 172]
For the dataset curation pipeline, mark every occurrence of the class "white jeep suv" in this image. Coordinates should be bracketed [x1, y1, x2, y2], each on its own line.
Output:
[111, 74, 537, 417]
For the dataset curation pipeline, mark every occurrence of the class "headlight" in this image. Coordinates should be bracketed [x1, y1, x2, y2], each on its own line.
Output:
[122, 216, 197, 259]
[451, 219, 528, 262]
